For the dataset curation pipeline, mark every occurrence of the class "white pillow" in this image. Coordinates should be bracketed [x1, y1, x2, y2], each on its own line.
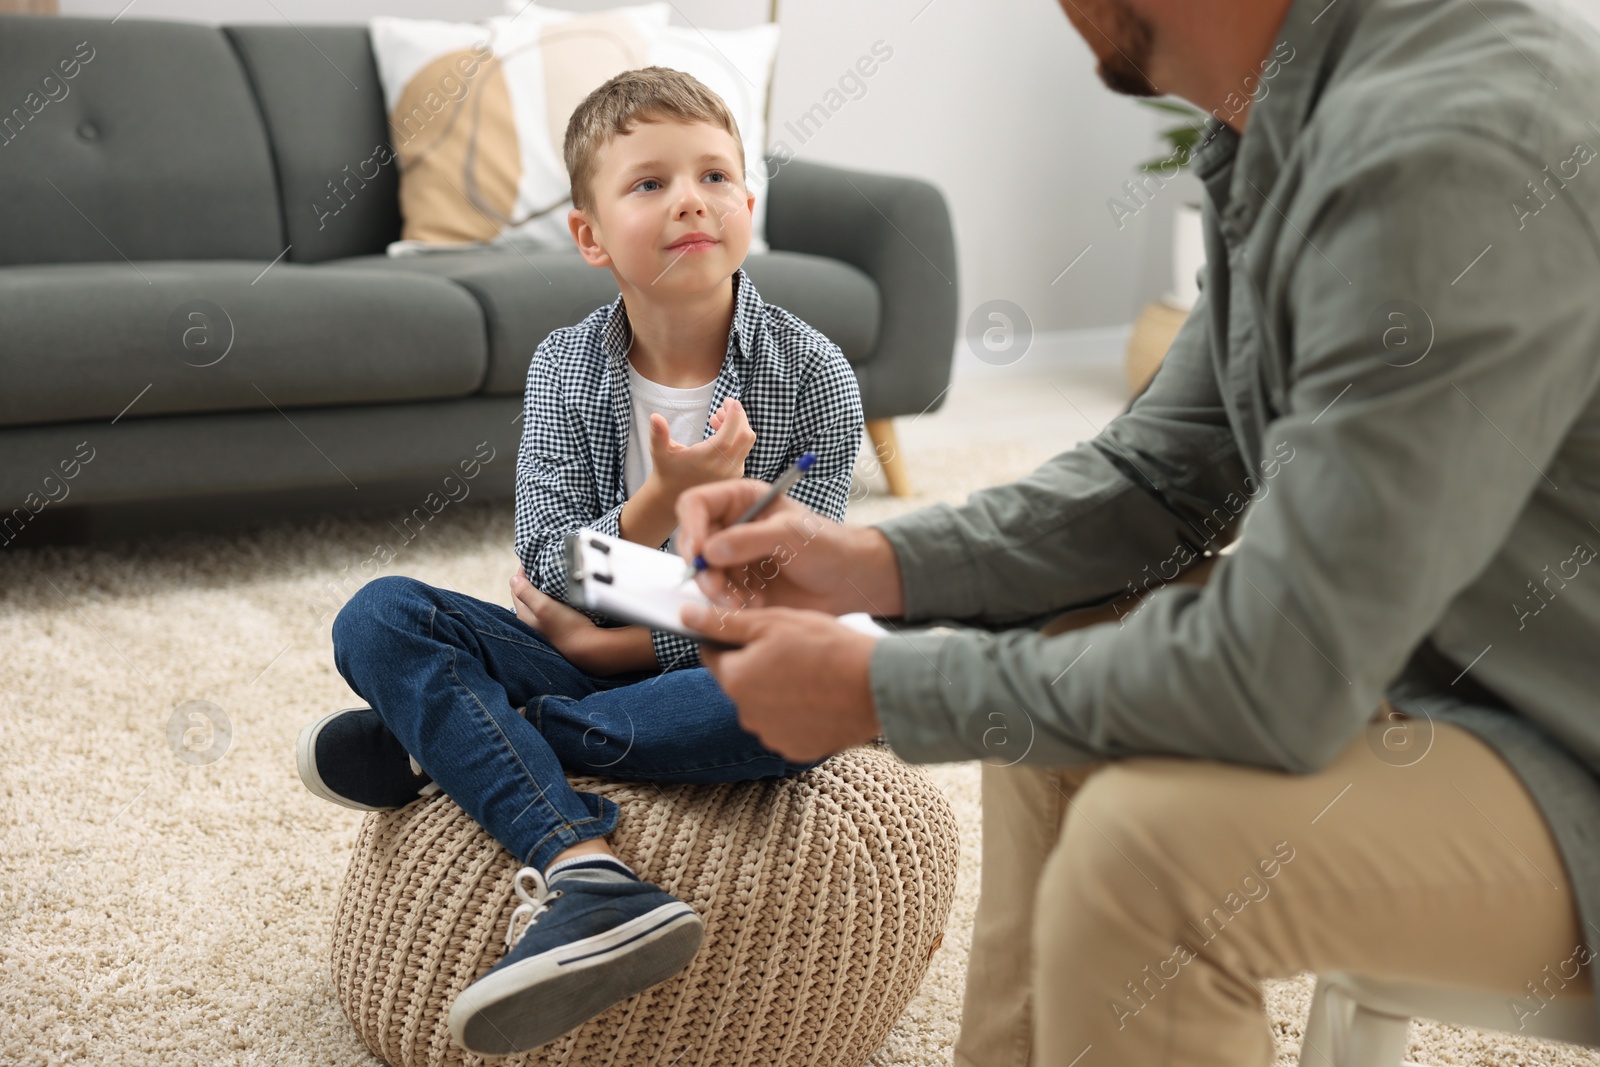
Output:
[644, 21, 780, 253]
[369, 5, 778, 254]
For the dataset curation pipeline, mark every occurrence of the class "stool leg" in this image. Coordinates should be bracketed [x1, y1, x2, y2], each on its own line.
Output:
[1346, 1004, 1410, 1067]
[1300, 977, 1411, 1067]
[866, 418, 913, 497]
[1301, 977, 1352, 1067]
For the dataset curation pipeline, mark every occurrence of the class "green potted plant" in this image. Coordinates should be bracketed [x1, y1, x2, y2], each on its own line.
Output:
[1138, 98, 1209, 311]
[1138, 98, 1210, 172]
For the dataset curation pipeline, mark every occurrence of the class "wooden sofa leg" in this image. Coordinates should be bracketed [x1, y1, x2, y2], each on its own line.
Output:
[866, 419, 913, 497]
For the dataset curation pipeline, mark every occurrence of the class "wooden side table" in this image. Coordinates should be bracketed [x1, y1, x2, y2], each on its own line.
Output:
[1125, 301, 1192, 396]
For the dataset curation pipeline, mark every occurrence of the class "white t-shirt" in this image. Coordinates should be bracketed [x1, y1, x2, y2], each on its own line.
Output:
[623, 360, 719, 499]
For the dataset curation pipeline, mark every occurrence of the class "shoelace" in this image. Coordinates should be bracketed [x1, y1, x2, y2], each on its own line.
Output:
[408, 755, 441, 797]
[504, 866, 563, 951]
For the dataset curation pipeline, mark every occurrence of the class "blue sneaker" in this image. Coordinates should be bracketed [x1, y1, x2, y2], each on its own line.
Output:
[294, 706, 440, 811]
[447, 866, 704, 1055]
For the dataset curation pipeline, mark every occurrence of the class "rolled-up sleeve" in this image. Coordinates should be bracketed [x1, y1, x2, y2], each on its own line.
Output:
[513, 343, 624, 606]
[870, 132, 1600, 771]
[875, 285, 1248, 627]
[784, 342, 864, 524]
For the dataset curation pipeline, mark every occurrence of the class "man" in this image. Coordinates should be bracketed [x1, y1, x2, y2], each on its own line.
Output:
[673, 0, 1600, 1063]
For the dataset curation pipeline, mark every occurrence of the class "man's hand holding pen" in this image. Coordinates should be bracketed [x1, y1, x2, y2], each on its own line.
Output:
[675, 475, 903, 762]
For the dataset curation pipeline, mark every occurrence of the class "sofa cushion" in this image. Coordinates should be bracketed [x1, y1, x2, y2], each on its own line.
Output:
[0, 16, 284, 266]
[224, 25, 402, 264]
[335, 249, 880, 396]
[0, 262, 487, 429]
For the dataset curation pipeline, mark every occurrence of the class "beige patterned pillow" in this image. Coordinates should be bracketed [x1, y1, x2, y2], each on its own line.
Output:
[370, 7, 777, 254]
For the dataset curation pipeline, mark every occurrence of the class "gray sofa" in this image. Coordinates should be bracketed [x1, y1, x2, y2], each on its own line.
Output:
[0, 15, 957, 546]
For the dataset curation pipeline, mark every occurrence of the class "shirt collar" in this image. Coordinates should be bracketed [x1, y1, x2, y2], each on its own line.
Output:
[1192, 0, 1374, 235]
[600, 267, 762, 368]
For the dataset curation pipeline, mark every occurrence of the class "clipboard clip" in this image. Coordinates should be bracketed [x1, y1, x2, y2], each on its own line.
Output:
[565, 533, 614, 585]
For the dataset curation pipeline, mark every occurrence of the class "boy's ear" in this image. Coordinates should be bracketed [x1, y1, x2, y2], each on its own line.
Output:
[568, 207, 611, 268]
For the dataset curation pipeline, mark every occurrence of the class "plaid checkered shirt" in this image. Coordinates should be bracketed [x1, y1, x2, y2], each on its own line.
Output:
[513, 267, 864, 673]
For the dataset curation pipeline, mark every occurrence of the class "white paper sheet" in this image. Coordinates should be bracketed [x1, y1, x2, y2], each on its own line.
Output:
[565, 528, 890, 645]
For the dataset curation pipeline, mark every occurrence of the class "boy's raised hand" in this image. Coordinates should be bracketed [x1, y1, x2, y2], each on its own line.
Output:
[647, 397, 755, 495]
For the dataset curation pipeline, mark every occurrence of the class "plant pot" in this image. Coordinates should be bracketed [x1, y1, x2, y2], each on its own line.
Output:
[1167, 202, 1205, 311]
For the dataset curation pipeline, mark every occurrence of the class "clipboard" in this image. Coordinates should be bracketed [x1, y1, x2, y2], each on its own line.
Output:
[564, 528, 739, 648]
[563, 527, 894, 650]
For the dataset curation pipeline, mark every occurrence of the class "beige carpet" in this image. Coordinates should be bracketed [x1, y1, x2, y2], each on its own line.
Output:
[3, 376, 1598, 1066]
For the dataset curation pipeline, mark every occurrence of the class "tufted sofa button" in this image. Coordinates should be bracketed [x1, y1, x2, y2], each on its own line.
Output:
[76, 122, 99, 141]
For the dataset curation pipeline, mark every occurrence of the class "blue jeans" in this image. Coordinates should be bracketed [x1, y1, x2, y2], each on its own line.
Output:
[331, 575, 817, 871]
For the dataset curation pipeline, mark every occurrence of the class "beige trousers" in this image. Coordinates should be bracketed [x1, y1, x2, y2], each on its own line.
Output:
[954, 568, 1589, 1066]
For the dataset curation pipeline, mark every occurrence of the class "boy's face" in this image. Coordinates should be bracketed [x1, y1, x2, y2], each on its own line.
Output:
[568, 119, 754, 295]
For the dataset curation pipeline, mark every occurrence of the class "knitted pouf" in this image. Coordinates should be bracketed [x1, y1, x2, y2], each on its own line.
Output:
[328, 743, 961, 1067]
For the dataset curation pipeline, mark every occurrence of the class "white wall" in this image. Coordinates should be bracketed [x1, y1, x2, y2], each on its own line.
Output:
[57, 0, 1178, 354]
[765, 0, 1189, 375]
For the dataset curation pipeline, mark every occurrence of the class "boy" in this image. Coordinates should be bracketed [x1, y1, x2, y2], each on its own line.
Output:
[296, 68, 864, 1055]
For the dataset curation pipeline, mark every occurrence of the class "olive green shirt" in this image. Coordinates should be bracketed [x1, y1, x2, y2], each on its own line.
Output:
[868, 0, 1600, 1005]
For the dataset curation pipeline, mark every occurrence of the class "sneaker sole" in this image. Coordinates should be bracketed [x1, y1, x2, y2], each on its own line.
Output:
[448, 901, 704, 1055]
[294, 709, 394, 812]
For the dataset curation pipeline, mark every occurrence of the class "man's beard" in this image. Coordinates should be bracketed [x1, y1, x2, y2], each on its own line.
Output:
[1062, 0, 1160, 97]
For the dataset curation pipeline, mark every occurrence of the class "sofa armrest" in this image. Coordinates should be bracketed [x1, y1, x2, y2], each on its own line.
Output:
[763, 157, 958, 422]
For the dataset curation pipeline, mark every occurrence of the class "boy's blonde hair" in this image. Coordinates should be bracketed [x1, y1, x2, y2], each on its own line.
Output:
[563, 66, 746, 217]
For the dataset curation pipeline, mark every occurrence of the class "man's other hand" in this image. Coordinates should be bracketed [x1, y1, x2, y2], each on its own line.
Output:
[680, 603, 882, 762]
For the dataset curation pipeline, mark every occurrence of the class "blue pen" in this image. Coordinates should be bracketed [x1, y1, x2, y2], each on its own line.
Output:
[688, 452, 817, 576]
